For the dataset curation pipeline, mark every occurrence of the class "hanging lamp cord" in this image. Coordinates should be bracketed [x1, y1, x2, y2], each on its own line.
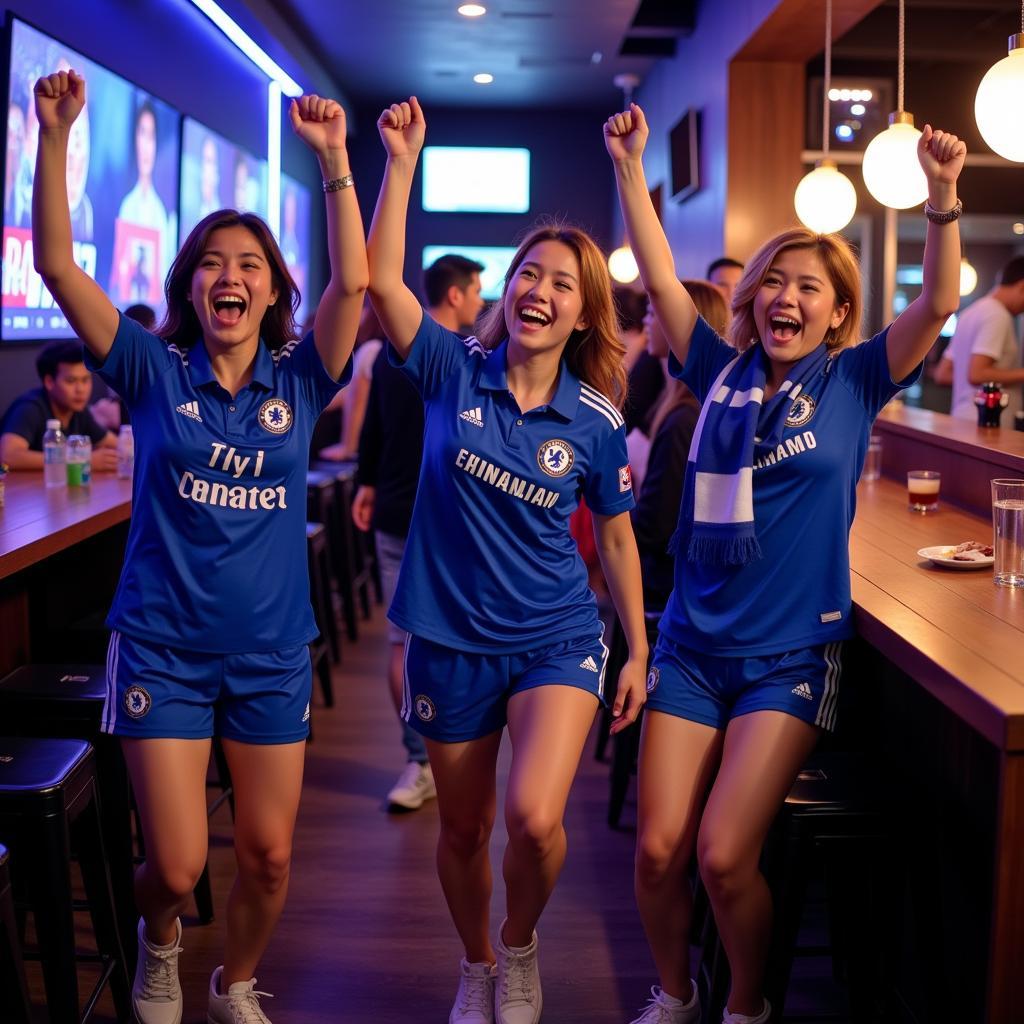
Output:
[897, 0, 905, 113]
[822, 0, 832, 157]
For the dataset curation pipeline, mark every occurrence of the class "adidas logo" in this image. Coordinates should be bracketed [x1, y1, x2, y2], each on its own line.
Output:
[791, 681, 814, 701]
[459, 407, 484, 428]
[579, 655, 599, 673]
[175, 400, 203, 423]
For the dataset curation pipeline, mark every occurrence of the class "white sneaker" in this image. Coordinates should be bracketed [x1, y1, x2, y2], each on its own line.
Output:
[450, 958, 497, 1023]
[207, 966, 273, 1024]
[132, 917, 183, 1024]
[722, 998, 771, 1024]
[495, 921, 542, 1024]
[629, 984, 700, 1024]
[386, 761, 436, 810]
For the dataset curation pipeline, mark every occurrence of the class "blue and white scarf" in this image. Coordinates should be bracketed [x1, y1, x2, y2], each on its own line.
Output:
[671, 341, 830, 567]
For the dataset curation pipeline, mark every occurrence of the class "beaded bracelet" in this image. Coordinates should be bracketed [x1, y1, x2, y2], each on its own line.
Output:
[923, 198, 962, 224]
[323, 174, 354, 193]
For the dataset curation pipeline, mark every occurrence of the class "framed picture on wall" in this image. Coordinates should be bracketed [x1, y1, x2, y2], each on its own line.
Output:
[669, 109, 700, 203]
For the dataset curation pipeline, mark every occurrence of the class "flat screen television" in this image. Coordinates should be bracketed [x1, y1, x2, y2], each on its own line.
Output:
[668, 109, 700, 202]
[179, 116, 267, 240]
[279, 172, 311, 327]
[422, 147, 530, 214]
[422, 245, 518, 302]
[2, 17, 181, 340]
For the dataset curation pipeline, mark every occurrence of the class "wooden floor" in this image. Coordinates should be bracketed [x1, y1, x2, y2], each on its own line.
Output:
[35, 602, 844, 1022]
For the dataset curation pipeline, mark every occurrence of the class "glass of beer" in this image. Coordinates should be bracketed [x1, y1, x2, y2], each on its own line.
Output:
[992, 479, 1024, 587]
[907, 470, 940, 512]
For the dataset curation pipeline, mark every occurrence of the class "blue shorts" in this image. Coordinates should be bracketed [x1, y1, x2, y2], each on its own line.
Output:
[101, 631, 313, 744]
[646, 635, 842, 732]
[402, 629, 609, 743]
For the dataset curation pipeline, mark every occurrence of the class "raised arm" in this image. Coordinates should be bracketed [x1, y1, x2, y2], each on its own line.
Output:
[291, 95, 368, 381]
[885, 126, 966, 382]
[605, 104, 699, 365]
[32, 70, 119, 361]
[367, 97, 428, 360]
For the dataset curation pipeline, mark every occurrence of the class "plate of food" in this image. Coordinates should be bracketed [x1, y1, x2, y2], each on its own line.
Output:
[917, 540, 994, 570]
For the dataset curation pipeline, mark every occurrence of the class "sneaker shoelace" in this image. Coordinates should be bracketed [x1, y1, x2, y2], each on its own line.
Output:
[139, 942, 183, 1001]
[629, 986, 686, 1024]
[457, 970, 492, 1015]
[500, 950, 535, 1005]
[225, 985, 273, 1024]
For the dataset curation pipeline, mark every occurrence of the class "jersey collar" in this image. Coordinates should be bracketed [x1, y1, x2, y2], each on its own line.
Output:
[478, 339, 581, 421]
[187, 338, 275, 392]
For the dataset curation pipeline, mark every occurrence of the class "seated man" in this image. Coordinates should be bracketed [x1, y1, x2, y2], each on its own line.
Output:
[1, 340, 118, 471]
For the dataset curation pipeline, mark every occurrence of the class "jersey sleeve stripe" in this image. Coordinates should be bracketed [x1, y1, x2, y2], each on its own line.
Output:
[167, 344, 189, 366]
[272, 340, 300, 363]
[579, 384, 624, 427]
[462, 335, 486, 358]
[579, 393, 622, 429]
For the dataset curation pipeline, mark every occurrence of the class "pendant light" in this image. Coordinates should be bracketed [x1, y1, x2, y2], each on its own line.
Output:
[975, 2, 1024, 162]
[794, 0, 857, 233]
[861, 0, 928, 209]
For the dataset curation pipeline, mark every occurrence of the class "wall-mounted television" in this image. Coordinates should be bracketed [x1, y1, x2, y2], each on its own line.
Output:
[2, 17, 181, 341]
[279, 172, 311, 327]
[422, 245, 518, 302]
[179, 116, 267, 240]
[668, 109, 700, 203]
[422, 147, 530, 214]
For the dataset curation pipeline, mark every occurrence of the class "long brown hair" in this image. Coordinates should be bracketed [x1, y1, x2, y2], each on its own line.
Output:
[729, 227, 861, 353]
[475, 223, 627, 409]
[157, 209, 300, 351]
[648, 279, 728, 438]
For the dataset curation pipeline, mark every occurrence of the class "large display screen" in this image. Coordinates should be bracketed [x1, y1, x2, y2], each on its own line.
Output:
[179, 117, 267, 240]
[2, 18, 181, 341]
[279, 172, 311, 328]
[421, 245, 518, 301]
[422, 147, 530, 214]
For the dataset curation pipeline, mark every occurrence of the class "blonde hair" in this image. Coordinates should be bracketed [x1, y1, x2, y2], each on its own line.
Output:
[648, 279, 727, 438]
[728, 227, 862, 353]
[475, 223, 627, 409]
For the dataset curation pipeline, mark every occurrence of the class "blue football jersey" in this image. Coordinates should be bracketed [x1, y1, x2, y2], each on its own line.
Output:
[389, 313, 635, 653]
[660, 317, 919, 656]
[88, 313, 352, 653]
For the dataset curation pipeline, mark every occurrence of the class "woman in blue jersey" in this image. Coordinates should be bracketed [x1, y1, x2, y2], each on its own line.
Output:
[32, 70, 367, 1024]
[605, 104, 965, 1024]
[368, 97, 649, 1024]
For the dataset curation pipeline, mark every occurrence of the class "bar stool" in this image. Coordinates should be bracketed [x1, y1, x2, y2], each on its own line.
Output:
[306, 470, 347, 650]
[696, 751, 885, 1024]
[306, 522, 335, 707]
[0, 842, 31, 1024]
[0, 736, 131, 1023]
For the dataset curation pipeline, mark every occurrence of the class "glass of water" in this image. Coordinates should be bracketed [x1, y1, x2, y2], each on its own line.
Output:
[991, 479, 1024, 588]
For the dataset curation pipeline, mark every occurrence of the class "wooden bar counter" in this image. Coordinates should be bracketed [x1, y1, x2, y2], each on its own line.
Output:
[849, 408, 1024, 1023]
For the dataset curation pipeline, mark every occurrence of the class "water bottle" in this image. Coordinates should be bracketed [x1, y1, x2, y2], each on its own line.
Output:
[43, 419, 66, 488]
[66, 435, 92, 486]
[117, 425, 134, 480]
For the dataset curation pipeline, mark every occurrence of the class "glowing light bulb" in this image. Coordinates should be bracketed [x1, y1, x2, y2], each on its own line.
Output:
[975, 37, 1024, 162]
[794, 162, 857, 234]
[608, 246, 639, 284]
[862, 114, 927, 209]
[959, 258, 978, 297]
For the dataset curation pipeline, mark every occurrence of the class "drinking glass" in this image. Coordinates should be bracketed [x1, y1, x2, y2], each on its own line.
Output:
[992, 478, 1024, 588]
[907, 471, 940, 512]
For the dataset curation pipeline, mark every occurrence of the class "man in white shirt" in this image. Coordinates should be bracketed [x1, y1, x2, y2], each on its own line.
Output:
[938, 256, 1024, 422]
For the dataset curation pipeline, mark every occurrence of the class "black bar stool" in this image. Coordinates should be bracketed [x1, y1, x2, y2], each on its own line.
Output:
[306, 522, 335, 707]
[0, 842, 31, 1024]
[0, 736, 131, 1023]
[306, 470, 349, 648]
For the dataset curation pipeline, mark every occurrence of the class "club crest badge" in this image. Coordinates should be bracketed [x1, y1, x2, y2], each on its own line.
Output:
[646, 667, 660, 694]
[258, 398, 293, 434]
[785, 394, 816, 428]
[537, 439, 574, 477]
[414, 694, 437, 722]
[124, 685, 152, 719]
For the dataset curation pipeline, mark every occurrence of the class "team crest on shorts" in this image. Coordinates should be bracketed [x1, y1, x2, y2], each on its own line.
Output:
[537, 439, 574, 477]
[414, 694, 437, 722]
[785, 394, 816, 428]
[258, 398, 293, 434]
[124, 685, 152, 719]
[646, 667, 660, 694]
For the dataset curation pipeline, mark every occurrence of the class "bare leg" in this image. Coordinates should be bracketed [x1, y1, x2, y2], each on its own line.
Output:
[427, 731, 503, 964]
[220, 739, 306, 986]
[697, 711, 819, 1017]
[121, 738, 212, 944]
[634, 711, 723, 1001]
[501, 685, 598, 947]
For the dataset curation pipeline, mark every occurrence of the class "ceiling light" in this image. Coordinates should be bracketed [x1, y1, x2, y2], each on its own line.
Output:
[861, 0, 927, 209]
[851, 102, 866, 115]
[608, 246, 639, 284]
[795, 0, 856, 233]
[458, 4, 487, 16]
[975, 7, 1024, 162]
[1014, 222, 1024, 235]
[828, 88, 841, 101]
[473, 73, 494, 84]
[959, 258, 978, 296]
